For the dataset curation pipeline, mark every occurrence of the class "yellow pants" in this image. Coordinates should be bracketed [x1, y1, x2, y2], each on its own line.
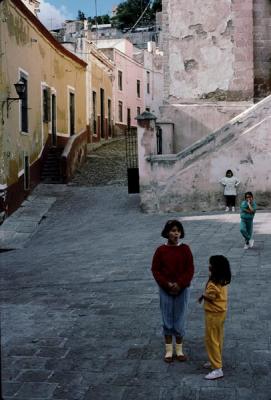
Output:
[205, 311, 226, 369]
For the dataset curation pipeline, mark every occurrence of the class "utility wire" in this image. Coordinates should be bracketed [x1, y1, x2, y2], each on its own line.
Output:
[128, 0, 152, 33]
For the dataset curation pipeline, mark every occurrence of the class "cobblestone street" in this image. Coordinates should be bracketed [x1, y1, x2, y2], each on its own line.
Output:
[71, 138, 127, 187]
[1, 148, 271, 399]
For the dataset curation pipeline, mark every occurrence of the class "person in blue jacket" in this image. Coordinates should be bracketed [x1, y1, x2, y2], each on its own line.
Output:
[240, 192, 257, 249]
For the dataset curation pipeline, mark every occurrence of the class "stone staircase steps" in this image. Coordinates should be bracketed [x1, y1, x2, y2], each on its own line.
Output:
[41, 147, 63, 184]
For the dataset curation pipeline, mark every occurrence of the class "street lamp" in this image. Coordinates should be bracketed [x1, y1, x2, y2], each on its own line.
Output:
[2, 79, 26, 118]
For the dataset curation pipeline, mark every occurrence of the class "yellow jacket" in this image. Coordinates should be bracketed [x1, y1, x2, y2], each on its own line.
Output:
[204, 281, 228, 313]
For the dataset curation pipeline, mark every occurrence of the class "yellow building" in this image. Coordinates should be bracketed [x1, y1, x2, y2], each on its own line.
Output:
[0, 0, 87, 215]
[89, 44, 114, 143]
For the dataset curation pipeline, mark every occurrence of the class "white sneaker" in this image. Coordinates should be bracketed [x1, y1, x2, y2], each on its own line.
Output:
[232, 206, 235, 212]
[225, 207, 229, 212]
[249, 239, 254, 248]
[205, 368, 223, 380]
[244, 243, 249, 250]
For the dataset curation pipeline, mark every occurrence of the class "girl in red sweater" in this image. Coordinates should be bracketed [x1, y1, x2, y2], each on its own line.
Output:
[152, 220, 194, 362]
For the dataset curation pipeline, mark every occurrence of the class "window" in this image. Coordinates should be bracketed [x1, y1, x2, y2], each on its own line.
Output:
[118, 101, 123, 122]
[69, 92, 75, 136]
[51, 93, 57, 146]
[100, 88, 105, 138]
[43, 87, 51, 123]
[137, 107, 141, 115]
[92, 91, 97, 134]
[20, 74, 28, 133]
[146, 71, 150, 94]
[146, 107, 150, 112]
[118, 70, 123, 91]
[108, 99, 112, 136]
[127, 108, 131, 129]
[137, 80, 141, 98]
[24, 154, 30, 190]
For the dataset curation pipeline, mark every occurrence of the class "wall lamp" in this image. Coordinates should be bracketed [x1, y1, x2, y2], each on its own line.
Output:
[2, 80, 26, 118]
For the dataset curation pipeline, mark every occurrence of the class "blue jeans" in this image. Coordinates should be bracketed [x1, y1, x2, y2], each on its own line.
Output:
[240, 218, 253, 243]
[159, 286, 190, 337]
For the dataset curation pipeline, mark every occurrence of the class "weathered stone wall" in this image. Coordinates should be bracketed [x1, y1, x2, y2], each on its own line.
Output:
[139, 95, 271, 213]
[253, 0, 271, 100]
[162, 0, 254, 103]
[159, 102, 251, 152]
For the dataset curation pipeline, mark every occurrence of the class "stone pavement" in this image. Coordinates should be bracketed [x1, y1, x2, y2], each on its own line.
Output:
[1, 183, 271, 400]
[71, 138, 127, 187]
[0, 195, 56, 250]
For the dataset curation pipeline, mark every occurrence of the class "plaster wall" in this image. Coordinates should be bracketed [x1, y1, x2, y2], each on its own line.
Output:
[141, 48, 164, 118]
[163, 0, 254, 103]
[159, 102, 251, 152]
[98, 41, 145, 133]
[96, 38, 134, 58]
[139, 95, 271, 213]
[0, 0, 86, 187]
[253, 0, 271, 100]
[105, 49, 144, 130]
[91, 56, 113, 139]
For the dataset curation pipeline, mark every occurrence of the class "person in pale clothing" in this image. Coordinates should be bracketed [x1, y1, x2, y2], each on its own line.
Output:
[220, 170, 240, 212]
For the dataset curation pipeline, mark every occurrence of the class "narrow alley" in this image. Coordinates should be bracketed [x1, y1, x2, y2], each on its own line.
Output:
[71, 138, 127, 187]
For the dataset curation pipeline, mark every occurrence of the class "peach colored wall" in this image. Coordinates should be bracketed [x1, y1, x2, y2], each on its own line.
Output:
[114, 49, 144, 128]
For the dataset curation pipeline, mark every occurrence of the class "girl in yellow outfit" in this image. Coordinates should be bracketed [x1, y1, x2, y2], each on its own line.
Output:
[198, 255, 231, 380]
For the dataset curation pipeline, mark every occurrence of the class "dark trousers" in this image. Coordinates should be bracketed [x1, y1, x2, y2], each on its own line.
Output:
[225, 195, 236, 207]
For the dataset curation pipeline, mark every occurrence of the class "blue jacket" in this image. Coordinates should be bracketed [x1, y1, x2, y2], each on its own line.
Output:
[240, 200, 257, 220]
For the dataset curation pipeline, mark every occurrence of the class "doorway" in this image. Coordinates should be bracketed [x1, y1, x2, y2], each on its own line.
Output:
[51, 94, 57, 146]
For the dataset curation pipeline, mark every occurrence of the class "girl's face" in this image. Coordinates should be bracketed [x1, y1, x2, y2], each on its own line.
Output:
[168, 226, 181, 245]
[226, 171, 232, 177]
[245, 194, 253, 203]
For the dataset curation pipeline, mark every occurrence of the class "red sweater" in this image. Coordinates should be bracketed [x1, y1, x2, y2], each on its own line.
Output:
[151, 244, 194, 293]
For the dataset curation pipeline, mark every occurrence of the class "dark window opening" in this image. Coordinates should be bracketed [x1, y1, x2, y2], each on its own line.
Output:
[24, 155, 30, 190]
[137, 80, 141, 98]
[108, 98, 112, 136]
[118, 70, 123, 91]
[147, 71, 150, 94]
[69, 92, 75, 136]
[127, 108, 131, 130]
[118, 101, 123, 122]
[100, 88, 105, 138]
[20, 75, 28, 132]
[92, 91, 97, 134]
[43, 87, 51, 123]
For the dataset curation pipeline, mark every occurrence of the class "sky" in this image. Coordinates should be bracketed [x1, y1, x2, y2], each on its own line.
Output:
[39, 0, 120, 29]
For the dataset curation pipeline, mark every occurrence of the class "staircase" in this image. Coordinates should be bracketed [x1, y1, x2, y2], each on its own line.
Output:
[41, 147, 63, 183]
[139, 94, 271, 212]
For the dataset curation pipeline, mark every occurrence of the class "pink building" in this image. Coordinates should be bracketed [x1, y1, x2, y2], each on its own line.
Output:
[97, 39, 145, 135]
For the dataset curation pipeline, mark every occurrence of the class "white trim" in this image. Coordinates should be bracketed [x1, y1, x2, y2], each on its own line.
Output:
[67, 86, 76, 136]
[19, 67, 29, 78]
[18, 169, 24, 178]
[18, 68, 29, 135]
[56, 132, 69, 137]
[67, 85, 75, 92]
[0, 184, 8, 190]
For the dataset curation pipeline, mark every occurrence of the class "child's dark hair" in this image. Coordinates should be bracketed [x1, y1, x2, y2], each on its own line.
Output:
[226, 169, 233, 177]
[245, 191, 253, 198]
[209, 255, 231, 286]
[161, 219, 184, 239]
